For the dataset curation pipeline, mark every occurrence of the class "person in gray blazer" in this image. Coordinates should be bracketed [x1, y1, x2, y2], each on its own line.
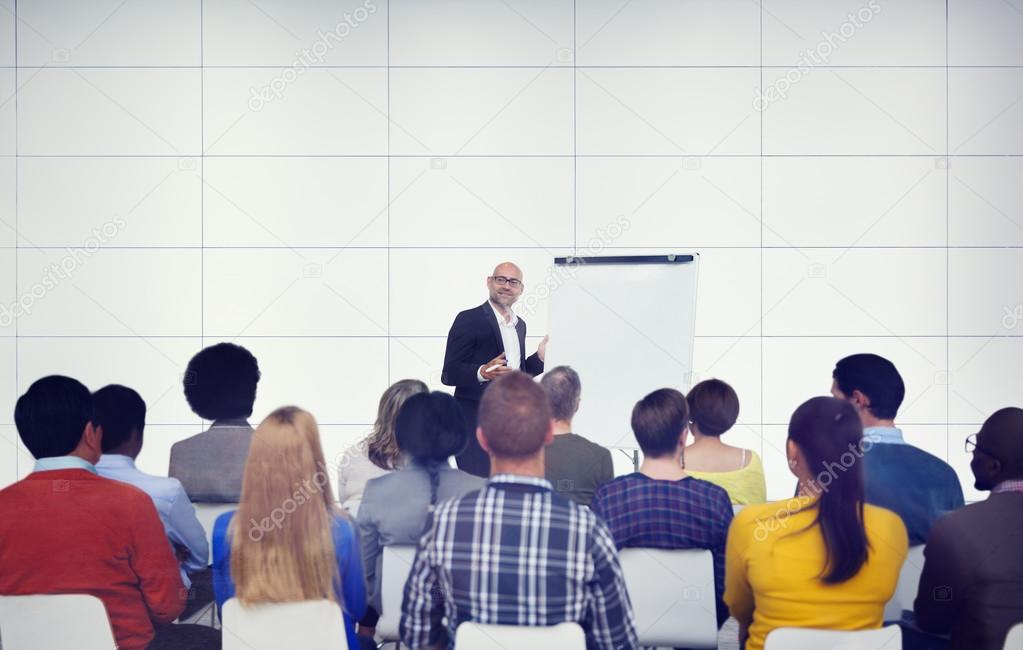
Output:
[357, 391, 484, 633]
[169, 343, 260, 503]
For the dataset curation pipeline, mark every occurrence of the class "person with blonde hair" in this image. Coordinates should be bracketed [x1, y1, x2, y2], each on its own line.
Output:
[212, 406, 372, 650]
[337, 379, 428, 508]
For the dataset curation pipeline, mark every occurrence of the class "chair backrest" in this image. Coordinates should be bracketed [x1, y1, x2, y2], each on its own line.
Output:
[733, 504, 746, 515]
[221, 598, 347, 650]
[1005, 621, 1023, 650]
[617, 548, 718, 649]
[764, 626, 902, 650]
[883, 545, 926, 621]
[0, 594, 117, 650]
[193, 502, 238, 551]
[455, 622, 585, 650]
[376, 544, 419, 641]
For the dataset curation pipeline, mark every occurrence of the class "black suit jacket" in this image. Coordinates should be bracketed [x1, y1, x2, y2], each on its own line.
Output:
[441, 301, 544, 402]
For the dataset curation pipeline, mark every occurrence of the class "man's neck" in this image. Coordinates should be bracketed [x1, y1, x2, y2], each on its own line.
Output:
[861, 416, 896, 429]
[552, 420, 572, 436]
[490, 453, 545, 478]
[640, 452, 686, 481]
[488, 299, 512, 321]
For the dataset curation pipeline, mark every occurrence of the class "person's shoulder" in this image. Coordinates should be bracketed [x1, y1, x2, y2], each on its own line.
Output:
[170, 428, 215, 453]
[685, 476, 733, 504]
[863, 502, 910, 545]
[454, 303, 488, 323]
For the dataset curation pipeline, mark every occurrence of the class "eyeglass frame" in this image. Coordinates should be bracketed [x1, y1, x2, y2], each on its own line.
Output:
[489, 275, 523, 288]
[965, 433, 1000, 462]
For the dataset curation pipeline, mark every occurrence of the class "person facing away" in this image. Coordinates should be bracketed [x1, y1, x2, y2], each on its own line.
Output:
[683, 378, 767, 505]
[212, 406, 372, 650]
[831, 353, 964, 544]
[170, 342, 261, 503]
[357, 391, 484, 634]
[93, 384, 210, 600]
[725, 396, 908, 650]
[591, 387, 734, 628]
[400, 371, 637, 650]
[441, 261, 548, 478]
[0, 376, 192, 650]
[337, 378, 428, 508]
[912, 407, 1023, 650]
[540, 365, 614, 507]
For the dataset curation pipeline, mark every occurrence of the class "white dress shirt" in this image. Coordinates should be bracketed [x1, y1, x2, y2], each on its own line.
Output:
[477, 302, 521, 382]
[96, 454, 210, 587]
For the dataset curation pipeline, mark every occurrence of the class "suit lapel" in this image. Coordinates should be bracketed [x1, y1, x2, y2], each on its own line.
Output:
[515, 318, 527, 366]
[480, 302, 503, 352]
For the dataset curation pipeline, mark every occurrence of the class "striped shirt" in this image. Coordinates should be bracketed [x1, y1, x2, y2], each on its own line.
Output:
[399, 474, 638, 650]
[591, 473, 734, 626]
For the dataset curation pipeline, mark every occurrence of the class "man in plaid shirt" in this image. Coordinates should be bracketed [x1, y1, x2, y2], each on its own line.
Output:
[400, 372, 638, 650]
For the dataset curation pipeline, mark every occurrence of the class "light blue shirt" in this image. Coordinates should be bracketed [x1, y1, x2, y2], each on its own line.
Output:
[96, 454, 210, 586]
[864, 426, 906, 446]
[33, 456, 97, 474]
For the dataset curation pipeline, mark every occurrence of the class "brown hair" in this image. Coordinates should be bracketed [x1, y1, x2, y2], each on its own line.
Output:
[365, 379, 429, 470]
[686, 379, 740, 437]
[478, 372, 551, 459]
[632, 388, 689, 458]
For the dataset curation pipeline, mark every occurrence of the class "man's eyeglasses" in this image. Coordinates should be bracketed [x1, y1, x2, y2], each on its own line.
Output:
[965, 433, 999, 461]
[490, 275, 523, 288]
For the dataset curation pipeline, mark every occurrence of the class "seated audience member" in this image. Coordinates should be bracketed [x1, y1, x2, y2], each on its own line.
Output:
[170, 342, 260, 502]
[832, 353, 964, 544]
[911, 407, 1023, 650]
[683, 378, 767, 505]
[0, 376, 219, 650]
[540, 366, 614, 506]
[725, 396, 908, 650]
[212, 406, 372, 650]
[357, 391, 484, 633]
[337, 379, 428, 508]
[400, 372, 637, 650]
[94, 384, 211, 617]
[592, 387, 734, 627]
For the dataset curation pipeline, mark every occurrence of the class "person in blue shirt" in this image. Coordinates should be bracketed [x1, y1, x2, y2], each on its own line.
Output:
[831, 353, 965, 545]
[92, 384, 211, 619]
[212, 406, 372, 650]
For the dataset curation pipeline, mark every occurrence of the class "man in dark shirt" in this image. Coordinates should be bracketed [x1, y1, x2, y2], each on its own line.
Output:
[540, 365, 614, 506]
[913, 407, 1023, 650]
[831, 354, 964, 544]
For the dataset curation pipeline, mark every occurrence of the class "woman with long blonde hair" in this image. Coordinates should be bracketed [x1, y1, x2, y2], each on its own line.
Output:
[212, 406, 372, 650]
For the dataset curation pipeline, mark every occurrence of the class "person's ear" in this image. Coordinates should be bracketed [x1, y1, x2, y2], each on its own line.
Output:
[476, 427, 490, 454]
[544, 420, 555, 446]
[83, 422, 103, 458]
[850, 389, 870, 412]
[678, 424, 689, 448]
[786, 439, 800, 473]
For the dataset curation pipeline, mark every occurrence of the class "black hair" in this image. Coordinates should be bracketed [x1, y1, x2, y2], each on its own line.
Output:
[93, 385, 147, 453]
[789, 396, 869, 584]
[183, 342, 261, 420]
[833, 354, 905, 420]
[14, 376, 93, 459]
[631, 388, 689, 458]
[394, 392, 468, 507]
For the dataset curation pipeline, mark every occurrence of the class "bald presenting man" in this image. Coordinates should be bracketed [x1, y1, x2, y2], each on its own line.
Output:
[441, 262, 548, 477]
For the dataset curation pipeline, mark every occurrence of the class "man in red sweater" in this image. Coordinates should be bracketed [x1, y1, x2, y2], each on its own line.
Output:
[0, 376, 190, 650]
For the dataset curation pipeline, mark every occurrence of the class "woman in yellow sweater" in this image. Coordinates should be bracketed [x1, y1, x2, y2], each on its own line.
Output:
[724, 396, 908, 650]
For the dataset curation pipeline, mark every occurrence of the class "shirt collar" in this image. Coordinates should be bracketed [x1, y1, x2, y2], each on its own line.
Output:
[863, 426, 906, 445]
[489, 473, 552, 491]
[96, 454, 136, 469]
[33, 456, 98, 475]
[210, 418, 251, 429]
[992, 479, 1023, 494]
[488, 301, 518, 327]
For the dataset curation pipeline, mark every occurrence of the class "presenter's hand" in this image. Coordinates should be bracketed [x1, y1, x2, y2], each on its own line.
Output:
[480, 353, 510, 381]
[537, 335, 549, 362]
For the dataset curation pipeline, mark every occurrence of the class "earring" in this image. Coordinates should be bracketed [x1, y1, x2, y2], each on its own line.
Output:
[788, 458, 797, 469]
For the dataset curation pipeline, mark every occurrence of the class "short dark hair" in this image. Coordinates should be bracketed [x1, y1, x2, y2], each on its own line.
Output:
[833, 354, 905, 420]
[478, 372, 551, 459]
[14, 376, 93, 459]
[183, 343, 261, 420]
[632, 388, 689, 458]
[540, 366, 581, 422]
[93, 385, 147, 453]
[395, 392, 468, 463]
[687, 379, 740, 437]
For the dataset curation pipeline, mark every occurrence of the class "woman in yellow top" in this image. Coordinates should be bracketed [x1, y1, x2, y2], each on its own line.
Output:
[724, 396, 908, 650]
[683, 379, 767, 505]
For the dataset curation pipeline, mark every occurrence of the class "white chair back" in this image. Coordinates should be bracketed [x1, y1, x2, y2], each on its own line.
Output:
[764, 626, 902, 649]
[733, 504, 746, 515]
[617, 548, 718, 649]
[883, 545, 926, 621]
[0, 594, 116, 650]
[376, 545, 418, 641]
[455, 622, 585, 650]
[193, 502, 238, 551]
[1005, 621, 1023, 650]
[221, 598, 347, 650]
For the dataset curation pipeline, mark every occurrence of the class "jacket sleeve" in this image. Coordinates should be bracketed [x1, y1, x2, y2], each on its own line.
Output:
[357, 482, 383, 608]
[337, 516, 368, 622]
[129, 496, 187, 623]
[441, 311, 484, 389]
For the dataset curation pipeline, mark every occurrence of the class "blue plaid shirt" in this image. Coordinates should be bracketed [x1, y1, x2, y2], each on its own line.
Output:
[400, 474, 638, 650]
[591, 473, 734, 626]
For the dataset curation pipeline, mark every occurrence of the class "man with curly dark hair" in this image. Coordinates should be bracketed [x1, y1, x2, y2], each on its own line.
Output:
[169, 342, 261, 503]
